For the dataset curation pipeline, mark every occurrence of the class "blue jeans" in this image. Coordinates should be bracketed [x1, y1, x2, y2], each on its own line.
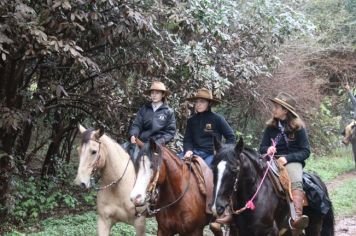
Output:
[179, 149, 214, 167]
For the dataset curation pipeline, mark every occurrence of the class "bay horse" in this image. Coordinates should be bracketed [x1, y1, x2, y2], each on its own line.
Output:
[211, 138, 334, 236]
[129, 138, 222, 236]
[74, 124, 146, 236]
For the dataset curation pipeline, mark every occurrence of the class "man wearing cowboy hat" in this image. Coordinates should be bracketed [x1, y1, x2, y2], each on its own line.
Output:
[182, 88, 236, 167]
[129, 81, 176, 147]
[260, 92, 310, 231]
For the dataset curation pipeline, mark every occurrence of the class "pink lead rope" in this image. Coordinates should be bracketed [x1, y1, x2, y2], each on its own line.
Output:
[243, 138, 276, 211]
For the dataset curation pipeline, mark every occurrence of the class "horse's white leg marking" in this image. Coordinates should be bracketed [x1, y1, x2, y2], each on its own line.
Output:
[130, 156, 152, 205]
[212, 160, 227, 215]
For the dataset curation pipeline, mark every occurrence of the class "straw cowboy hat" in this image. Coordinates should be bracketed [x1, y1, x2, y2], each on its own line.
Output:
[144, 81, 171, 96]
[186, 88, 220, 104]
[269, 92, 299, 118]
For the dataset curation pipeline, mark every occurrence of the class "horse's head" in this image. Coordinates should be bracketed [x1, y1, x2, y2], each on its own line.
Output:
[74, 124, 106, 189]
[130, 138, 163, 206]
[211, 137, 244, 216]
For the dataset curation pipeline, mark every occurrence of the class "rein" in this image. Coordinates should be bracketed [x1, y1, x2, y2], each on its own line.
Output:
[89, 139, 131, 192]
[230, 140, 277, 215]
[142, 155, 193, 216]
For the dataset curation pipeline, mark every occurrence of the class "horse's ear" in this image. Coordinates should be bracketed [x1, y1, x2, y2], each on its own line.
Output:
[234, 137, 244, 155]
[213, 135, 222, 153]
[94, 127, 104, 139]
[136, 138, 144, 148]
[149, 138, 159, 153]
[78, 123, 86, 134]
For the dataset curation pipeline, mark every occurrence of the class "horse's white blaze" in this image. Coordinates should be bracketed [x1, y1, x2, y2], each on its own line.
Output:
[212, 160, 227, 215]
[130, 155, 153, 205]
[74, 142, 97, 188]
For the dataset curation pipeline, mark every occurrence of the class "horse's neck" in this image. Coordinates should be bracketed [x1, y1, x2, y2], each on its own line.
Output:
[238, 157, 263, 198]
[100, 137, 132, 185]
[160, 148, 184, 197]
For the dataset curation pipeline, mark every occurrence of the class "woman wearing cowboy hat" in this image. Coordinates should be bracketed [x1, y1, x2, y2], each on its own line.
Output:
[259, 92, 310, 231]
[182, 88, 236, 167]
[129, 81, 176, 146]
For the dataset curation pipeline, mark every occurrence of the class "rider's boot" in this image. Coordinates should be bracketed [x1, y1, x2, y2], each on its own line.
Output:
[291, 189, 309, 230]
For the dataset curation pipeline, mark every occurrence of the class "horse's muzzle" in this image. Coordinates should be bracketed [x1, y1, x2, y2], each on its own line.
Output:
[130, 194, 145, 207]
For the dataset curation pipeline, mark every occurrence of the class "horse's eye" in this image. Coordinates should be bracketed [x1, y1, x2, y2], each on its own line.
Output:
[91, 150, 97, 155]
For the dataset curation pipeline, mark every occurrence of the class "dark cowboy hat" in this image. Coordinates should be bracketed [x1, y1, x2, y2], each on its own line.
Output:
[186, 88, 220, 104]
[269, 92, 299, 118]
[143, 81, 171, 96]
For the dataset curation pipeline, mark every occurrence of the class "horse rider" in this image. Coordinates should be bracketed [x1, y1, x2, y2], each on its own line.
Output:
[342, 83, 356, 145]
[128, 81, 176, 158]
[259, 92, 310, 231]
[182, 88, 236, 167]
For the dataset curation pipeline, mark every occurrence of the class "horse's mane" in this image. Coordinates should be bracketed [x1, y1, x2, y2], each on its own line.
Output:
[134, 142, 162, 173]
[82, 128, 95, 143]
[216, 144, 265, 177]
[81, 128, 128, 159]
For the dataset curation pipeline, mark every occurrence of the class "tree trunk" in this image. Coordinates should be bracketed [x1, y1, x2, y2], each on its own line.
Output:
[0, 58, 26, 223]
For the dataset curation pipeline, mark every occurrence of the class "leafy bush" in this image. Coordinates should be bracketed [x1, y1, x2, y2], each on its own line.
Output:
[7, 161, 96, 223]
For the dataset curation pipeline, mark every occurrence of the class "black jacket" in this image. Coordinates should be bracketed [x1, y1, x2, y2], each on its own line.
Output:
[183, 110, 236, 154]
[129, 103, 176, 144]
[259, 121, 310, 166]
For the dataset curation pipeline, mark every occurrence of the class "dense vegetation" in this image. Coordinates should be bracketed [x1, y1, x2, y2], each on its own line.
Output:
[1, 0, 355, 232]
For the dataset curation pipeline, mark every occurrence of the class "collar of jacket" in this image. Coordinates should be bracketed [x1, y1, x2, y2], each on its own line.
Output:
[145, 103, 168, 111]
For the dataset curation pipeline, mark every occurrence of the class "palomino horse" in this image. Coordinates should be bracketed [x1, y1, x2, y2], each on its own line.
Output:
[74, 124, 146, 236]
[130, 138, 222, 236]
[211, 138, 334, 236]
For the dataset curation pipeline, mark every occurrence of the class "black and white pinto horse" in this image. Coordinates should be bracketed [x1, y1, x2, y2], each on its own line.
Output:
[211, 138, 334, 236]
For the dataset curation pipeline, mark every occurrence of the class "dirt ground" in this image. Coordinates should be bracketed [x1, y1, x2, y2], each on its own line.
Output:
[335, 215, 356, 236]
[328, 170, 356, 236]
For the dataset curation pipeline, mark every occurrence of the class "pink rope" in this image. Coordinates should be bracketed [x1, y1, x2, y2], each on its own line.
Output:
[244, 138, 276, 210]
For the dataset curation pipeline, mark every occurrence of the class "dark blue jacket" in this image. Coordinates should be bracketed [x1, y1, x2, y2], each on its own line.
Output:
[183, 110, 236, 154]
[129, 103, 176, 144]
[348, 91, 356, 119]
[259, 120, 310, 166]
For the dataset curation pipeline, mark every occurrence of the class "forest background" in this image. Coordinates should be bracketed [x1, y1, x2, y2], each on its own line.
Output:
[0, 0, 355, 232]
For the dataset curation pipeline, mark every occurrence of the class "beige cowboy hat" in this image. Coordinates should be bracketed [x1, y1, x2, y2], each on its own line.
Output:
[269, 92, 299, 118]
[186, 88, 220, 104]
[144, 81, 171, 96]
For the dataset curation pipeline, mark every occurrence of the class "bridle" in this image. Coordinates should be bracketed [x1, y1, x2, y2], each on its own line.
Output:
[136, 152, 192, 216]
[87, 138, 130, 191]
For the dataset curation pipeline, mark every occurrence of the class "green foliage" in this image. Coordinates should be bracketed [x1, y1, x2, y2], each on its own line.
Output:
[309, 98, 342, 154]
[302, 0, 356, 47]
[5, 212, 158, 236]
[305, 147, 354, 181]
[8, 161, 96, 223]
[330, 179, 356, 216]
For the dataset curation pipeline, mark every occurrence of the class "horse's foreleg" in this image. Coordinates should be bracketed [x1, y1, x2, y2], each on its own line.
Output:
[97, 216, 112, 236]
[133, 216, 146, 236]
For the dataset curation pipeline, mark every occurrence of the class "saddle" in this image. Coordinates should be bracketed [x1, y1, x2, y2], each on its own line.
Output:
[184, 155, 214, 213]
[268, 158, 308, 207]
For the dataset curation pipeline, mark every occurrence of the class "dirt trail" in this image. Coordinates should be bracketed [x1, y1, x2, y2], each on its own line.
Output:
[326, 170, 356, 191]
[326, 169, 356, 236]
[335, 215, 356, 236]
